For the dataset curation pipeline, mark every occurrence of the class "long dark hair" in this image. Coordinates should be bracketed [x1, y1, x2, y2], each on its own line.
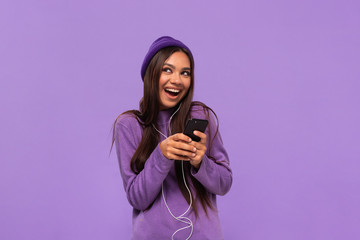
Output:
[111, 46, 218, 216]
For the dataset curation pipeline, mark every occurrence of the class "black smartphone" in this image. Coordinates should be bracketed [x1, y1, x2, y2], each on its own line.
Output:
[184, 118, 209, 142]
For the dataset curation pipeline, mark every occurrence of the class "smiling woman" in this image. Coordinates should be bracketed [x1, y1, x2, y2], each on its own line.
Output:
[111, 36, 232, 240]
[159, 51, 191, 110]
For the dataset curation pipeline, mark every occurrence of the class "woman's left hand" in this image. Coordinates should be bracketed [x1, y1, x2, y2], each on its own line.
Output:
[189, 131, 207, 169]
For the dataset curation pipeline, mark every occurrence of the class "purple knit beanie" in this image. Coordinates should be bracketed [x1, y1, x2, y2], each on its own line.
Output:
[141, 36, 192, 81]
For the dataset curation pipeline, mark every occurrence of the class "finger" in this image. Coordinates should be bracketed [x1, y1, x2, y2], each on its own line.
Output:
[167, 153, 191, 161]
[189, 147, 206, 161]
[172, 148, 197, 158]
[189, 141, 207, 152]
[189, 141, 202, 149]
[189, 150, 202, 160]
[171, 133, 192, 143]
[193, 131, 207, 144]
[172, 141, 197, 153]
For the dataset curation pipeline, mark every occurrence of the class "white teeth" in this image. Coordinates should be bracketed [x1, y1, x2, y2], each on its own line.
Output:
[166, 89, 180, 93]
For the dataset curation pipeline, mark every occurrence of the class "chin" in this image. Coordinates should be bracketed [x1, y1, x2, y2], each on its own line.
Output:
[159, 93, 186, 110]
[160, 102, 178, 110]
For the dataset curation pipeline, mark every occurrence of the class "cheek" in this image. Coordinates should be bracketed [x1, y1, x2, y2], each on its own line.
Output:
[158, 75, 166, 87]
[158, 76, 166, 93]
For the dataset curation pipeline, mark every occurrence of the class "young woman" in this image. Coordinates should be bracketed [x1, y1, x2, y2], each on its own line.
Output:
[112, 36, 232, 239]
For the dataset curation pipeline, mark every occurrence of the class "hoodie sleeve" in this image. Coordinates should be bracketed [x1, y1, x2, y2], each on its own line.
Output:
[190, 107, 233, 196]
[114, 116, 173, 210]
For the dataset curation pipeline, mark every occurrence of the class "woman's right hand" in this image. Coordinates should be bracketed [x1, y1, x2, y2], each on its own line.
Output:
[160, 133, 197, 161]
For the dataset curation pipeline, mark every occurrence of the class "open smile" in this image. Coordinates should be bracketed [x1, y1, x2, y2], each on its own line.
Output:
[164, 88, 181, 98]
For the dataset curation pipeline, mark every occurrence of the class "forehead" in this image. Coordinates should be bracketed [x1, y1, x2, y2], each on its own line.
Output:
[164, 51, 190, 67]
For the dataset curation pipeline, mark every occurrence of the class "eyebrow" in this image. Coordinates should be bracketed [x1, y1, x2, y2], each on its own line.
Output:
[163, 63, 191, 71]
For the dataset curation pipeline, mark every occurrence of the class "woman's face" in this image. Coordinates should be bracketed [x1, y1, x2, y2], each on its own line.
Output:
[158, 51, 191, 110]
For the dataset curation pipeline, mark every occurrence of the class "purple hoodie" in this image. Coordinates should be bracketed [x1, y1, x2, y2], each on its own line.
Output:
[114, 104, 232, 239]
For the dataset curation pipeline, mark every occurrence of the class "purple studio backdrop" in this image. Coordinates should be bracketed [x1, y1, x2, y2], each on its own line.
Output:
[1, 0, 359, 239]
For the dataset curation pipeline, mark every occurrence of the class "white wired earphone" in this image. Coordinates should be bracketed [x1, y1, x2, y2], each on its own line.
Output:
[152, 103, 194, 240]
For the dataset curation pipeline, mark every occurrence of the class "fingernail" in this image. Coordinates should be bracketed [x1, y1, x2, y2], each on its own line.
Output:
[192, 153, 196, 157]
[193, 148, 196, 152]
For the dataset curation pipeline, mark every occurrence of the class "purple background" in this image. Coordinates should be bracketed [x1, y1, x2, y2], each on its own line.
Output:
[1, 0, 359, 239]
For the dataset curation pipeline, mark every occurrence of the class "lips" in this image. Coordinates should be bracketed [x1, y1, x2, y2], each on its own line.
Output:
[164, 88, 181, 97]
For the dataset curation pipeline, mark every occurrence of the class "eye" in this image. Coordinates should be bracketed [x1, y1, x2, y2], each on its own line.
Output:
[182, 71, 191, 77]
[162, 67, 172, 73]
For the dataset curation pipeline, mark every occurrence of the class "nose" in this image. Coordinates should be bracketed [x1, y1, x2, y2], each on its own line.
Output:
[169, 72, 182, 84]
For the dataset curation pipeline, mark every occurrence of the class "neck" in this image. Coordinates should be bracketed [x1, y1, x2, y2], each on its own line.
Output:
[157, 103, 182, 125]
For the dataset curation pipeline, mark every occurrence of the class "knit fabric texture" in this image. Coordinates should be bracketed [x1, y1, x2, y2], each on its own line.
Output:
[141, 36, 192, 80]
